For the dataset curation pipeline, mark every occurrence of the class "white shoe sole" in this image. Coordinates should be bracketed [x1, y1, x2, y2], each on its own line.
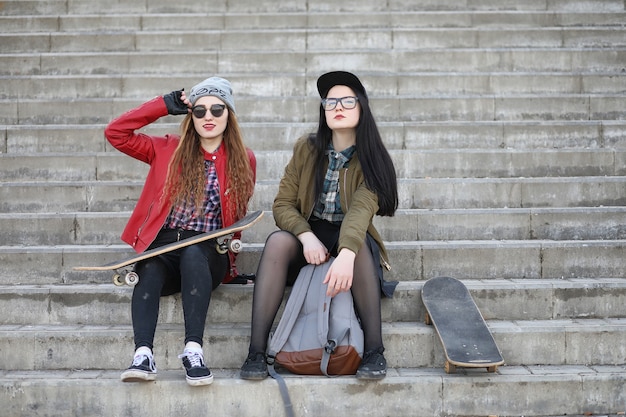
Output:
[121, 369, 157, 382]
[186, 374, 214, 386]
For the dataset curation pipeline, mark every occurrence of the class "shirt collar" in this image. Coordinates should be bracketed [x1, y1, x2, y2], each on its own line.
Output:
[326, 142, 356, 163]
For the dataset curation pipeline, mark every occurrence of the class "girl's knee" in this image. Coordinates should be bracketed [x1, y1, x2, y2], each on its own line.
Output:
[266, 230, 293, 242]
[265, 230, 299, 248]
[181, 243, 207, 258]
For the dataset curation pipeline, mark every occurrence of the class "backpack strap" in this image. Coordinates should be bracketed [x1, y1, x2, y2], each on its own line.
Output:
[266, 262, 319, 417]
[266, 263, 316, 359]
[320, 326, 350, 376]
[315, 268, 352, 377]
[267, 363, 295, 417]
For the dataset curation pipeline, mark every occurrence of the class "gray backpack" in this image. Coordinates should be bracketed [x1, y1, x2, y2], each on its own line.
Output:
[266, 258, 364, 416]
[267, 257, 364, 376]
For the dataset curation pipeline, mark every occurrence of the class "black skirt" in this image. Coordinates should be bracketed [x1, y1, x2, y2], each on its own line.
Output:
[309, 217, 397, 298]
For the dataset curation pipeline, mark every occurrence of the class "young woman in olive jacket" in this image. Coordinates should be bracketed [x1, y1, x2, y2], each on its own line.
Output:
[241, 71, 398, 380]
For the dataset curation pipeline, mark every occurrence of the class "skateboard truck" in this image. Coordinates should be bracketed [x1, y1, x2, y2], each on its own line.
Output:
[216, 235, 242, 254]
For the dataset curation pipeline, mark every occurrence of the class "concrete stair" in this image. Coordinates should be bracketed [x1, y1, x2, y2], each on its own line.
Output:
[1, 0, 625, 416]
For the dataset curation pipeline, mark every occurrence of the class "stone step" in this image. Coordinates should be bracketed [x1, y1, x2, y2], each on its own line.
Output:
[1, 366, 624, 417]
[2, 149, 624, 183]
[4, 121, 626, 153]
[2, 177, 625, 213]
[2, 27, 626, 54]
[3, 208, 626, 246]
[1, 318, 625, 370]
[2, 11, 626, 33]
[3, 240, 625, 284]
[3, 72, 626, 100]
[4, 48, 626, 76]
[1, 279, 624, 326]
[2, 94, 625, 125]
[2, 0, 624, 14]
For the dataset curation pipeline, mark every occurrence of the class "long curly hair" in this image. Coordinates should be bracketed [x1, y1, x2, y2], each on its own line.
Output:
[163, 111, 254, 221]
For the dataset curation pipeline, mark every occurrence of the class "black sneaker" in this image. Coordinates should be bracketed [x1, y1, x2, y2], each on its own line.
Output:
[356, 347, 387, 380]
[121, 353, 157, 382]
[240, 352, 268, 380]
[178, 350, 213, 386]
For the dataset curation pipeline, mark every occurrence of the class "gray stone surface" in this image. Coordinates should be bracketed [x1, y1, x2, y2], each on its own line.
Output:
[0, 1, 625, 415]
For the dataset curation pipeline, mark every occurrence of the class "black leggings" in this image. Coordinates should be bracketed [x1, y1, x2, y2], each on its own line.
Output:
[247, 222, 385, 354]
[131, 229, 228, 351]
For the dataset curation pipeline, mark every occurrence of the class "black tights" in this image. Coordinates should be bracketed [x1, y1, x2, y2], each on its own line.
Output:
[247, 230, 384, 354]
[131, 233, 227, 351]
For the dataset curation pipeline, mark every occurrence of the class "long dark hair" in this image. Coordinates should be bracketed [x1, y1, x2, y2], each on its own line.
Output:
[308, 90, 398, 217]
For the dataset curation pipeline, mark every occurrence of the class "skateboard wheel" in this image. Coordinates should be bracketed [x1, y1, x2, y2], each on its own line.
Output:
[125, 271, 139, 287]
[229, 239, 243, 253]
[112, 274, 125, 287]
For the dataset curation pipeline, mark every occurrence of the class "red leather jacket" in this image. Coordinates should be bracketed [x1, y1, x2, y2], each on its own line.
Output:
[104, 96, 257, 281]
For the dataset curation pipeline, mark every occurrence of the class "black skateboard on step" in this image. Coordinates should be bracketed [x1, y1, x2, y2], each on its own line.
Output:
[421, 276, 504, 373]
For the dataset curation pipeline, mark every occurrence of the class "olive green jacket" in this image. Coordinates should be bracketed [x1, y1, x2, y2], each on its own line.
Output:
[273, 136, 391, 272]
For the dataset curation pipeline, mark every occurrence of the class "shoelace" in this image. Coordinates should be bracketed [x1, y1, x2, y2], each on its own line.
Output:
[178, 351, 204, 368]
[132, 354, 151, 366]
[362, 348, 384, 364]
[247, 352, 264, 363]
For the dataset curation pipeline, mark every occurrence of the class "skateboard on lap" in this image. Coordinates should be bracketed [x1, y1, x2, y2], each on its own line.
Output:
[421, 276, 504, 374]
[74, 210, 263, 287]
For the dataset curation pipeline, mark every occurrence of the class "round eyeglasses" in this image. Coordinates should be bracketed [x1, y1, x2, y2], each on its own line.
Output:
[192, 104, 226, 118]
[321, 96, 359, 111]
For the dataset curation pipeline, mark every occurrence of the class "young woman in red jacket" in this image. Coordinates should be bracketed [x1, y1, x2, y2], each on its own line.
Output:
[104, 77, 256, 386]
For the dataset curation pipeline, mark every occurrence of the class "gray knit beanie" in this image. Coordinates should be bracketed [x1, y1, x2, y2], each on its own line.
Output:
[188, 77, 236, 113]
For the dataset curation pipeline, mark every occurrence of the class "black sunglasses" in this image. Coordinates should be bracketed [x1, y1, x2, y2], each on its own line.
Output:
[192, 104, 226, 118]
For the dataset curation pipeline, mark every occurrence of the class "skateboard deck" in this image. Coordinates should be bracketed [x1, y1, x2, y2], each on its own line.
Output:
[421, 276, 504, 374]
[74, 210, 263, 286]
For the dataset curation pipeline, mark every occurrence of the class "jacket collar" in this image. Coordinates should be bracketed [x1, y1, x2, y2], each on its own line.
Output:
[201, 142, 225, 161]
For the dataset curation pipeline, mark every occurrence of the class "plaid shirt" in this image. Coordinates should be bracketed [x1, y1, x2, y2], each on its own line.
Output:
[165, 159, 222, 232]
[313, 144, 356, 224]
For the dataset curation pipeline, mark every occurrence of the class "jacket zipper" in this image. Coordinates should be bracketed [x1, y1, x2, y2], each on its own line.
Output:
[341, 169, 349, 211]
[134, 201, 154, 247]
